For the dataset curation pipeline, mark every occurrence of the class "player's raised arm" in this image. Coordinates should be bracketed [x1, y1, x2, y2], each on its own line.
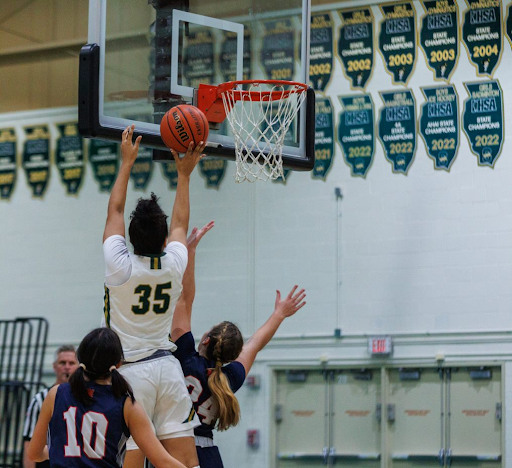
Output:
[171, 221, 214, 342]
[168, 141, 206, 246]
[236, 286, 306, 374]
[103, 125, 142, 242]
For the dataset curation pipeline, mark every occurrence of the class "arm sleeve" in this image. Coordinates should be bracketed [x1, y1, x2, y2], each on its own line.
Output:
[103, 235, 132, 286]
[222, 361, 246, 393]
[173, 331, 198, 363]
[164, 241, 188, 279]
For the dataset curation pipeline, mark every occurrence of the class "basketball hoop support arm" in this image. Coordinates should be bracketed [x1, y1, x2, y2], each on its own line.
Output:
[196, 84, 229, 124]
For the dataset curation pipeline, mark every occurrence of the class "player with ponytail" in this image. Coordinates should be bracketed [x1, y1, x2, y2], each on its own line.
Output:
[202, 321, 243, 431]
[171, 223, 306, 468]
[27, 328, 187, 468]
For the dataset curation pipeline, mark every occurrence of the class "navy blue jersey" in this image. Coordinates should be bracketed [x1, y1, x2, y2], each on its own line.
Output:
[173, 332, 246, 439]
[48, 383, 130, 468]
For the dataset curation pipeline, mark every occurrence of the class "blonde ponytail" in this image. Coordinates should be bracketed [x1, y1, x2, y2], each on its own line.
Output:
[208, 366, 241, 431]
[206, 322, 244, 431]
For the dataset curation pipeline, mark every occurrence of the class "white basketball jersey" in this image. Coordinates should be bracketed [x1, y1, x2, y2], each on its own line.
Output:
[104, 247, 186, 361]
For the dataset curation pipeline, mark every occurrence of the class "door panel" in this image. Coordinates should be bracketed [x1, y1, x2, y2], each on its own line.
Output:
[331, 370, 381, 468]
[276, 370, 327, 468]
[449, 367, 501, 468]
[388, 368, 442, 468]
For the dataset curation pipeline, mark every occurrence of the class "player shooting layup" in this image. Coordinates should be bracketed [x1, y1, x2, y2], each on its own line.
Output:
[102, 125, 206, 468]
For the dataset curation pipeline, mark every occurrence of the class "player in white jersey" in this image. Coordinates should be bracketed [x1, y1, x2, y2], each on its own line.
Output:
[102, 124, 206, 468]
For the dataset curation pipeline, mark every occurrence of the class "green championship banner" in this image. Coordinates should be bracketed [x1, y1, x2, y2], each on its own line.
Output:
[130, 146, 153, 190]
[22, 125, 51, 198]
[419, 85, 459, 170]
[0, 128, 17, 200]
[378, 2, 417, 85]
[55, 122, 85, 195]
[506, 1, 512, 49]
[462, 80, 504, 167]
[338, 8, 374, 90]
[184, 30, 214, 88]
[338, 94, 375, 178]
[419, 0, 459, 81]
[261, 19, 295, 81]
[161, 160, 178, 190]
[199, 158, 227, 189]
[89, 140, 118, 192]
[221, 29, 251, 82]
[312, 97, 335, 180]
[310, 13, 334, 92]
[124, 114, 154, 190]
[462, 0, 502, 77]
[378, 90, 417, 174]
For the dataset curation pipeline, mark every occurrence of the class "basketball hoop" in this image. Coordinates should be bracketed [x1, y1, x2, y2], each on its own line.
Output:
[197, 80, 308, 183]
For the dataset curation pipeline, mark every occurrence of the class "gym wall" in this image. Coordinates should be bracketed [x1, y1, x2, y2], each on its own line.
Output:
[1, 0, 512, 467]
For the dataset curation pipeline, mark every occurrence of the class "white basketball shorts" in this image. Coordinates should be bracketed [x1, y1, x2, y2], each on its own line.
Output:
[119, 353, 199, 450]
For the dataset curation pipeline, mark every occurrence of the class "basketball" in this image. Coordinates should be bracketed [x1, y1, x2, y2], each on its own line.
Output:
[160, 105, 209, 153]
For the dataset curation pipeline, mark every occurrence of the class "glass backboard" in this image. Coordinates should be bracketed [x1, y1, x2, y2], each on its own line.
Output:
[79, 0, 314, 171]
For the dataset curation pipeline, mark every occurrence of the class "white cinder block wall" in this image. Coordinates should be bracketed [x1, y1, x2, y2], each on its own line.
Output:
[3, 0, 512, 466]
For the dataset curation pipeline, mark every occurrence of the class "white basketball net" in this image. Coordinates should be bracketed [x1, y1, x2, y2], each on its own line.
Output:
[220, 82, 307, 183]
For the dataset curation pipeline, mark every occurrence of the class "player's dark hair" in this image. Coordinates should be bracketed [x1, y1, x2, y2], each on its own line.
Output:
[206, 321, 244, 431]
[128, 193, 168, 255]
[69, 328, 134, 406]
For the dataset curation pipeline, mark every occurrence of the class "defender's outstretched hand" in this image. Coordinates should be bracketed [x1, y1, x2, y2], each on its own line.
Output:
[121, 124, 142, 166]
[187, 221, 215, 251]
[171, 141, 207, 177]
[274, 285, 306, 319]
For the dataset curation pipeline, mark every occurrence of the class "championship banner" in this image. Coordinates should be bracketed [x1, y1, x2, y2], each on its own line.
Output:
[462, 0, 502, 77]
[338, 8, 374, 90]
[419, 85, 459, 170]
[419, 0, 459, 81]
[0, 128, 17, 200]
[160, 160, 178, 190]
[22, 125, 51, 198]
[378, 2, 417, 85]
[184, 30, 214, 88]
[310, 12, 334, 92]
[338, 94, 375, 178]
[55, 122, 85, 195]
[378, 90, 417, 174]
[261, 19, 295, 81]
[312, 97, 335, 180]
[221, 29, 251, 82]
[89, 140, 118, 193]
[130, 145, 153, 190]
[462, 80, 504, 167]
[124, 114, 154, 190]
[199, 158, 227, 189]
[507, 2, 512, 48]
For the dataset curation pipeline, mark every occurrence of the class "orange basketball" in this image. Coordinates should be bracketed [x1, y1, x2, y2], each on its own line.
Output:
[160, 105, 209, 153]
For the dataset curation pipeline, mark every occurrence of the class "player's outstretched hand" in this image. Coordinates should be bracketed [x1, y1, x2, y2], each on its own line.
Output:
[121, 124, 142, 166]
[274, 285, 306, 319]
[187, 221, 215, 251]
[171, 141, 207, 177]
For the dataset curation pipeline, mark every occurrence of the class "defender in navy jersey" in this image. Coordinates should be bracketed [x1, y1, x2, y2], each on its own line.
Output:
[171, 223, 306, 468]
[27, 328, 187, 468]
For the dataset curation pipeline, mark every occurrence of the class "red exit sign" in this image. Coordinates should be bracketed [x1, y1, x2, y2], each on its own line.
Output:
[368, 336, 393, 356]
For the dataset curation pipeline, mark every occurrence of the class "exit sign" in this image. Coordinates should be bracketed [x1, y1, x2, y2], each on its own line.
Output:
[368, 336, 393, 356]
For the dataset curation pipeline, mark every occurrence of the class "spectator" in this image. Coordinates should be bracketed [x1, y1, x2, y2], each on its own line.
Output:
[23, 345, 78, 468]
